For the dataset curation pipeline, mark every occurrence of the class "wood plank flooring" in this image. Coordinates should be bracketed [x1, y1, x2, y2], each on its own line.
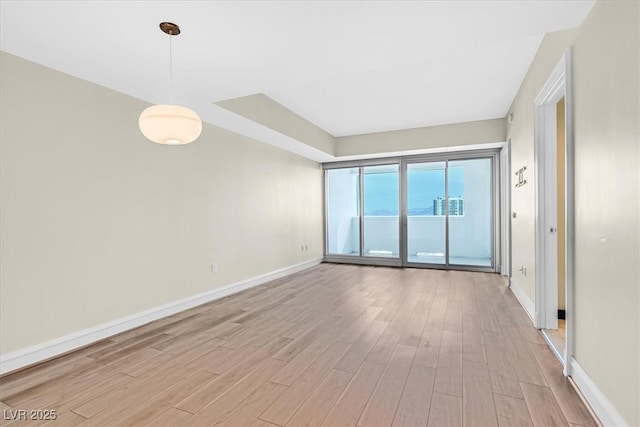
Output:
[0, 264, 597, 426]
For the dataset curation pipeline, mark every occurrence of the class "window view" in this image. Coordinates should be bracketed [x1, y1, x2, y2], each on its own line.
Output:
[448, 158, 492, 266]
[326, 168, 360, 255]
[363, 165, 399, 257]
[406, 162, 448, 264]
[324, 155, 493, 269]
[408, 166, 464, 217]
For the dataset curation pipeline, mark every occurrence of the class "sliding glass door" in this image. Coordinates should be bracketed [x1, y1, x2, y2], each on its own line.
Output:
[363, 165, 399, 258]
[325, 163, 399, 261]
[406, 162, 446, 264]
[324, 151, 497, 271]
[326, 168, 359, 256]
[404, 157, 494, 268]
[448, 158, 492, 267]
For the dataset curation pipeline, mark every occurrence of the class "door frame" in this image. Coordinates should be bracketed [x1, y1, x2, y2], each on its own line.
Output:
[323, 149, 501, 273]
[533, 49, 574, 375]
[500, 140, 511, 276]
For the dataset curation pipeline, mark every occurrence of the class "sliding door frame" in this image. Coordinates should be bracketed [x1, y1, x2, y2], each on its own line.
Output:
[324, 157, 403, 267]
[323, 149, 501, 272]
[400, 158, 449, 269]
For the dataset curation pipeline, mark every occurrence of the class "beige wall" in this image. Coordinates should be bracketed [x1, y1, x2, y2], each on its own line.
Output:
[507, 1, 639, 424]
[572, 1, 639, 424]
[335, 118, 506, 157]
[0, 52, 324, 355]
[507, 28, 577, 305]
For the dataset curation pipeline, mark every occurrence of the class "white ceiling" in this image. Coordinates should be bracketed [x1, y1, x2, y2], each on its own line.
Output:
[1, 0, 594, 138]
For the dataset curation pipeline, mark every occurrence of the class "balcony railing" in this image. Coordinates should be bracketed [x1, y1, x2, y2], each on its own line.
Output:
[328, 215, 491, 266]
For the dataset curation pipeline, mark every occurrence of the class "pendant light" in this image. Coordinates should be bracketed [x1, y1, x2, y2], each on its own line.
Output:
[139, 22, 202, 145]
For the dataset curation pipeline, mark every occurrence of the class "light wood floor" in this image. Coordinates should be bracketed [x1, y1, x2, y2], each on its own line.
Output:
[0, 264, 597, 427]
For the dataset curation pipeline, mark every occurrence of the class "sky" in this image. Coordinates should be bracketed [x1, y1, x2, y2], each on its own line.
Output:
[364, 167, 464, 215]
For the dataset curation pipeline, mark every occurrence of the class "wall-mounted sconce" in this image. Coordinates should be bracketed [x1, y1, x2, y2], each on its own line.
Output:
[515, 166, 527, 188]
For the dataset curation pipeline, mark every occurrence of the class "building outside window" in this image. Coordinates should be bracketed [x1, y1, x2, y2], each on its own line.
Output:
[433, 196, 464, 216]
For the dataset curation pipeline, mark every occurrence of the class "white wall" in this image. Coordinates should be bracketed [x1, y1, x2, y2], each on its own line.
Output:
[0, 52, 324, 356]
[217, 93, 335, 156]
[507, 1, 639, 424]
[363, 216, 399, 255]
[407, 216, 445, 257]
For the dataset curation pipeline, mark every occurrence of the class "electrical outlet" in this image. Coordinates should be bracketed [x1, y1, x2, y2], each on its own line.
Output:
[301, 245, 304, 252]
[305, 244, 308, 251]
[518, 265, 527, 277]
[211, 263, 217, 273]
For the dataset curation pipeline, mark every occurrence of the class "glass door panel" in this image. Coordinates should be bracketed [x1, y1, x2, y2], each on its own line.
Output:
[326, 168, 360, 255]
[406, 162, 446, 264]
[448, 158, 492, 267]
[325, 154, 496, 271]
[363, 165, 399, 258]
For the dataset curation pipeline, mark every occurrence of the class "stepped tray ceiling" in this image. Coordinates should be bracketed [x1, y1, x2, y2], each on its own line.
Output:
[0, 1, 595, 137]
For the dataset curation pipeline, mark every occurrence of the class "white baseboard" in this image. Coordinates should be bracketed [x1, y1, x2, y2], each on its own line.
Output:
[569, 358, 628, 427]
[509, 277, 535, 324]
[0, 258, 322, 375]
[540, 329, 565, 366]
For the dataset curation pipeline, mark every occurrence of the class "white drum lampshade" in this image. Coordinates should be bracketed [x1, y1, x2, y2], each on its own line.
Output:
[139, 104, 202, 145]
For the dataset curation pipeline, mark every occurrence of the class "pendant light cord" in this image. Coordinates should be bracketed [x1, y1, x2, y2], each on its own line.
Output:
[169, 32, 173, 104]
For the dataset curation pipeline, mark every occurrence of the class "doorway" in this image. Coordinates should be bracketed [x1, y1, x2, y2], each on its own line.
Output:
[534, 50, 574, 375]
